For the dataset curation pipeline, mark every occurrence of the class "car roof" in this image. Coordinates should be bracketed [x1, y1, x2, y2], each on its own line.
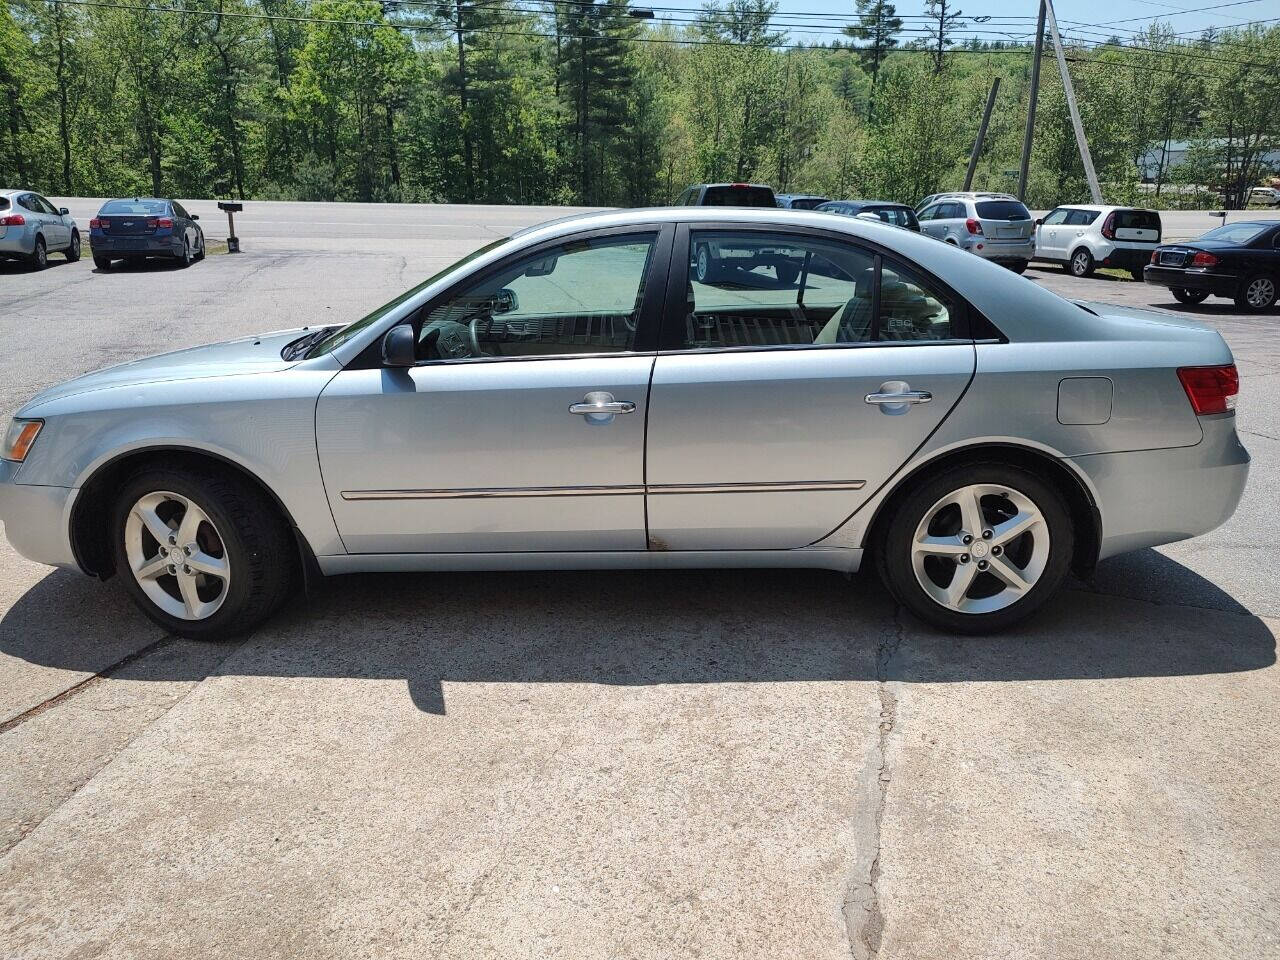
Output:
[835, 200, 908, 208]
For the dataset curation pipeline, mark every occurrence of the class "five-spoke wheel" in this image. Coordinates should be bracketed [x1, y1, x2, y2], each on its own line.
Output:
[879, 464, 1074, 633]
[125, 491, 231, 621]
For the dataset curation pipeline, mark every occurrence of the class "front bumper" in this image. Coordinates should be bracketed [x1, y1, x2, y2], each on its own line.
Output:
[90, 235, 182, 257]
[1144, 265, 1240, 297]
[0, 460, 78, 568]
[1072, 414, 1250, 561]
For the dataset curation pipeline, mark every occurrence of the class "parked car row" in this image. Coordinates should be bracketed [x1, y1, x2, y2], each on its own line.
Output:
[0, 190, 205, 271]
[674, 183, 1277, 312]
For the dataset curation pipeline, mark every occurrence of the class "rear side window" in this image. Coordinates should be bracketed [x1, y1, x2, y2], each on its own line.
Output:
[1115, 209, 1160, 230]
[101, 199, 168, 215]
[975, 200, 1031, 221]
[789, 197, 826, 210]
[870, 206, 918, 229]
[0, 196, 8, 211]
[1065, 209, 1097, 226]
[702, 186, 777, 208]
[681, 231, 956, 349]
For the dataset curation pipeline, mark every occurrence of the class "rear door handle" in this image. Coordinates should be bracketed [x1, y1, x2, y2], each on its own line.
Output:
[866, 381, 932, 416]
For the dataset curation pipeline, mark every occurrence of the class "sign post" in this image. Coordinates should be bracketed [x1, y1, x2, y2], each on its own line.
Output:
[217, 201, 243, 253]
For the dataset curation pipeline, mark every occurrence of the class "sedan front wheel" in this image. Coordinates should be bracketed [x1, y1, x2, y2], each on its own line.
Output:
[878, 464, 1074, 634]
[111, 465, 296, 639]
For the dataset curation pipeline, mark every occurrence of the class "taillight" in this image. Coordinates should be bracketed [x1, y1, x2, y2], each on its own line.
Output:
[156, 217, 174, 228]
[0, 213, 26, 226]
[1191, 251, 1218, 267]
[1150, 249, 1160, 263]
[90, 217, 103, 229]
[1177, 364, 1238, 416]
[1100, 212, 1116, 240]
[146, 217, 157, 228]
[965, 217, 983, 235]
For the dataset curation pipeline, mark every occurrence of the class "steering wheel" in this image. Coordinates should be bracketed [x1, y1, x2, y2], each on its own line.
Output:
[419, 319, 481, 360]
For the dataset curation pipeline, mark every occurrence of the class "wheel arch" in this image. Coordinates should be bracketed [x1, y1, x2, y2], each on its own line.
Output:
[69, 445, 318, 583]
[864, 442, 1102, 578]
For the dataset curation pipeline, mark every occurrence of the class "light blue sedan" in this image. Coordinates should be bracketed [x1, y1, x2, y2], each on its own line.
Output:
[0, 209, 1249, 637]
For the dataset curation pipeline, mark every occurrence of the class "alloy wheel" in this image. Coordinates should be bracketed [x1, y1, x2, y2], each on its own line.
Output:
[124, 491, 230, 621]
[1246, 277, 1275, 309]
[1071, 250, 1090, 276]
[910, 483, 1050, 615]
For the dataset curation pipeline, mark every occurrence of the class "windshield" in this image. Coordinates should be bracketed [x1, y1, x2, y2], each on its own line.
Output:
[101, 199, 168, 215]
[305, 237, 510, 358]
[1197, 223, 1267, 245]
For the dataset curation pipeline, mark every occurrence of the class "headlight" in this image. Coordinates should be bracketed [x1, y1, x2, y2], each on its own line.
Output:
[1, 419, 43, 462]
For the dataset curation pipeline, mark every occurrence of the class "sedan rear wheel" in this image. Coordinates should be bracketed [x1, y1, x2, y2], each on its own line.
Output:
[112, 465, 296, 639]
[1171, 287, 1209, 305]
[1235, 275, 1278, 313]
[878, 464, 1074, 634]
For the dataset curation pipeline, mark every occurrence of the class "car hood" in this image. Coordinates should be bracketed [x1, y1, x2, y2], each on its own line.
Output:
[18, 327, 312, 413]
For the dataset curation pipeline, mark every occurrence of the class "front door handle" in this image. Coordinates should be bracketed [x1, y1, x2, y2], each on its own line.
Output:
[865, 390, 932, 405]
[865, 380, 932, 416]
[569, 391, 635, 424]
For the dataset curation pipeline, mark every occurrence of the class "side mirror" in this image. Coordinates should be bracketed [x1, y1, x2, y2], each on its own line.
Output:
[493, 287, 519, 314]
[381, 325, 417, 367]
[59, 206, 70, 215]
[1035, 217, 1043, 226]
[191, 214, 200, 221]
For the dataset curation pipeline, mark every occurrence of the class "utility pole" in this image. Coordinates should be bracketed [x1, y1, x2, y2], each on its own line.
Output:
[1016, 0, 1045, 202]
[1044, 0, 1103, 202]
[964, 77, 1000, 191]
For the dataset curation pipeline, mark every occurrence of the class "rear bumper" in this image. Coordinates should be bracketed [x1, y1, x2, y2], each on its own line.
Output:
[968, 238, 1035, 263]
[0, 231, 35, 257]
[1143, 265, 1239, 296]
[1071, 414, 1250, 561]
[1097, 246, 1155, 270]
[90, 235, 183, 257]
[0, 460, 78, 569]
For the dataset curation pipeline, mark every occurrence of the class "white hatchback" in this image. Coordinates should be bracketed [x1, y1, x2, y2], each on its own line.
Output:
[1033, 205, 1162, 279]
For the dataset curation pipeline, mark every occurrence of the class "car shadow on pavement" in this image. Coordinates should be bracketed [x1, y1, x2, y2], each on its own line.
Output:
[0, 258, 74, 275]
[2, 549, 1273, 716]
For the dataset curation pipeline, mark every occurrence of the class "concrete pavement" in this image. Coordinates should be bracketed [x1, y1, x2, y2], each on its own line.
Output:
[1, 206, 1277, 959]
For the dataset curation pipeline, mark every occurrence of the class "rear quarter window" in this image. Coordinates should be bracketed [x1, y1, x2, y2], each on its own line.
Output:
[702, 186, 777, 208]
[975, 200, 1031, 220]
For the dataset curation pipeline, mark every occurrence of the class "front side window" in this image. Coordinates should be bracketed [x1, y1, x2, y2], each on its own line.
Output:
[681, 231, 955, 350]
[417, 233, 657, 361]
[1041, 208, 1070, 226]
[917, 205, 939, 221]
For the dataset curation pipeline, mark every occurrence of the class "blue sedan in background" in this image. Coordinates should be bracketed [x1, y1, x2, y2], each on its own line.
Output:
[90, 197, 205, 270]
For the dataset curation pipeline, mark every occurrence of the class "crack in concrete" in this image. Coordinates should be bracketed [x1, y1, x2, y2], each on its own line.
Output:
[844, 605, 905, 960]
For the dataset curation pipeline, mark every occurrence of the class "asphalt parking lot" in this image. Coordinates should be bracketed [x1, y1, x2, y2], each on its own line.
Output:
[2, 205, 1278, 959]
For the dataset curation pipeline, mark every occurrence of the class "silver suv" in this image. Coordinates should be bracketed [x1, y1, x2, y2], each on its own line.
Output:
[916, 192, 1035, 273]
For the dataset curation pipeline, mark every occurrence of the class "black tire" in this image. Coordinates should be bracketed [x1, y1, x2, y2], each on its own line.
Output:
[694, 243, 718, 283]
[177, 238, 192, 267]
[1067, 247, 1094, 278]
[1130, 268, 1144, 282]
[1234, 274, 1278, 313]
[30, 236, 47, 271]
[876, 462, 1075, 635]
[93, 253, 112, 271]
[1171, 287, 1209, 305]
[65, 230, 81, 262]
[110, 464, 297, 640]
[193, 232, 205, 261]
[1007, 260, 1029, 275]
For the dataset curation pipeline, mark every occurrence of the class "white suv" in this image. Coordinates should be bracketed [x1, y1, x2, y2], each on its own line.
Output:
[1033, 205, 1161, 280]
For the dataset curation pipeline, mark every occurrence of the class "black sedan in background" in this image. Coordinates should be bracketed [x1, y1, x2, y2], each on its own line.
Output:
[816, 200, 921, 232]
[1144, 220, 1280, 312]
[90, 197, 205, 270]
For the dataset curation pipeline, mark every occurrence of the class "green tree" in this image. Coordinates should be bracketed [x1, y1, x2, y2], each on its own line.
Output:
[843, 0, 901, 119]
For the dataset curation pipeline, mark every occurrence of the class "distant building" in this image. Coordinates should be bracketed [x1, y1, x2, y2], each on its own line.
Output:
[1138, 139, 1280, 182]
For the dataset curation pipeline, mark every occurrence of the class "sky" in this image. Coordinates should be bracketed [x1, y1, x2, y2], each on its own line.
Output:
[645, 0, 1278, 47]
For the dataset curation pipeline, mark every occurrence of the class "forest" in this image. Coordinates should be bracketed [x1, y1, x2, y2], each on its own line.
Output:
[2, 0, 1278, 209]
